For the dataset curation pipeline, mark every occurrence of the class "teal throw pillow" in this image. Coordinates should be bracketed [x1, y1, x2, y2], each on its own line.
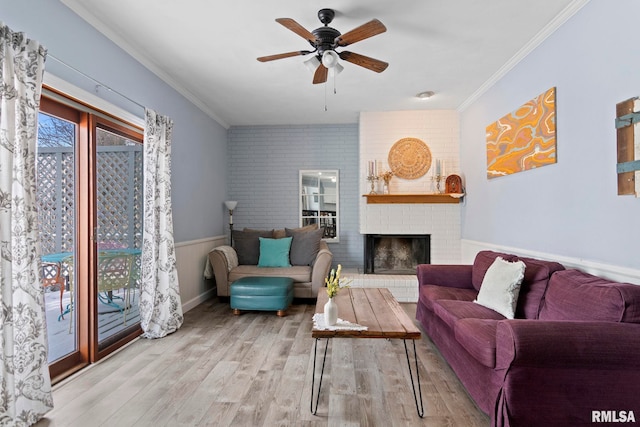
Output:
[258, 237, 292, 268]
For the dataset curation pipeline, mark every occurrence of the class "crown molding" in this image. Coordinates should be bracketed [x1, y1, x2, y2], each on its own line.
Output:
[61, 0, 230, 129]
[457, 0, 591, 112]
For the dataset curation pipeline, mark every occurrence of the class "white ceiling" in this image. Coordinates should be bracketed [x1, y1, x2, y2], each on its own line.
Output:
[61, 0, 585, 128]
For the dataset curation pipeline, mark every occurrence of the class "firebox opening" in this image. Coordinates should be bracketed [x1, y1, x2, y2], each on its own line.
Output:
[364, 234, 431, 274]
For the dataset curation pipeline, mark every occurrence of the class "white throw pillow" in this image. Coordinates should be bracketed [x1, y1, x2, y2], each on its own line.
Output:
[474, 256, 526, 319]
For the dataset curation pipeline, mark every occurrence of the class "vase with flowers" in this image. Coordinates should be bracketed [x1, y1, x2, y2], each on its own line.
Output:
[324, 264, 351, 326]
[379, 170, 394, 194]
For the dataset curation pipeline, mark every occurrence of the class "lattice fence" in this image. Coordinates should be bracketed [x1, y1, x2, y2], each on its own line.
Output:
[37, 145, 143, 255]
[37, 147, 75, 254]
[96, 146, 144, 250]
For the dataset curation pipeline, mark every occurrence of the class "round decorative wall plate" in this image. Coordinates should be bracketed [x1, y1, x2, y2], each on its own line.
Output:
[387, 138, 432, 180]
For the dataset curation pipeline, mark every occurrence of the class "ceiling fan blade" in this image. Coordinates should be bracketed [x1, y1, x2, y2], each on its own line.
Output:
[313, 64, 328, 84]
[334, 19, 386, 47]
[338, 51, 389, 73]
[257, 51, 311, 62]
[276, 18, 317, 43]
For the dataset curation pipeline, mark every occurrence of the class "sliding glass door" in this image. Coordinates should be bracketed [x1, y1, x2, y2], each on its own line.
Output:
[94, 122, 143, 354]
[37, 95, 143, 381]
[37, 99, 80, 376]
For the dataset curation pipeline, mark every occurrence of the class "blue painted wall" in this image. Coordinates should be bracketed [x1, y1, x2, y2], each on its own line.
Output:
[1, 0, 228, 243]
[227, 124, 362, 267]
[460, 0, 639, 270]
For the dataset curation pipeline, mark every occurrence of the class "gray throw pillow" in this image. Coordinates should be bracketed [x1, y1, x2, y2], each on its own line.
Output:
[285, 227, 324, 266]
[233, 229, 273, 265]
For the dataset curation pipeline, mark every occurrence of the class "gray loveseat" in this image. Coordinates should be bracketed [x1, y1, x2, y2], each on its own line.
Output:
[208, 226, 333, 298]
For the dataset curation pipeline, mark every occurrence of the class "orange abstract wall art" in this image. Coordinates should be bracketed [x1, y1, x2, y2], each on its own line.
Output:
[486, 87, 556, 178]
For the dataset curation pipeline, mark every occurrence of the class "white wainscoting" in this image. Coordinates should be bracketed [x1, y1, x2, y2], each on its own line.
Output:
[175, 235, 227, 312]
[462, 239, 640, 286]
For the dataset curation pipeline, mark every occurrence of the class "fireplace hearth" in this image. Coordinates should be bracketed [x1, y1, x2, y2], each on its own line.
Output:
[364, 234, 430, 274]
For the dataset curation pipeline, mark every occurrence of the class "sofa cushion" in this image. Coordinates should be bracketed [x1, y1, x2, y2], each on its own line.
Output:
[272, 224, 318, 239]
[513, 256, 565, 319]
[258, 237, 292, 268]
[229, 265, 311, 283]
[539, 269, 640, 323]
[455, 318, 499, 368]
[233, 229, 273, 264]
[433, 300, 505, 330]
[285, 227, 324, 266]
[474, 257, 526, 319]
[471, 251, 518, 291]
[242, 227, 276, 236]
[418, 285, 477, 312]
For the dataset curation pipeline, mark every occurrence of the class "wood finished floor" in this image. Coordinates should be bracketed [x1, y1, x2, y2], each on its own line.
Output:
[35, 299, 489, 427]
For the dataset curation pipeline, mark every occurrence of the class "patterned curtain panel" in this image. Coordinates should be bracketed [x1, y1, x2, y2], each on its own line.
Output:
[0, 23, 53, 425]
[140, 109, 183, 338]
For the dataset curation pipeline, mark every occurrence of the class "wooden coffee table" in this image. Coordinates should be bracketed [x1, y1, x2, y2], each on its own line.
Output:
[311, 287, 424, 417]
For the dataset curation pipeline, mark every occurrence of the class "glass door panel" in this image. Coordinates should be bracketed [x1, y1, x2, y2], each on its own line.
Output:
[95, 126, 143, 350]
[37, 111, 77, 364]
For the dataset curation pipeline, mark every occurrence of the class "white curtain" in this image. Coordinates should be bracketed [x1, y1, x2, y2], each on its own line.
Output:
[140, 108, 183, 339]
[0, 23, 53, 425]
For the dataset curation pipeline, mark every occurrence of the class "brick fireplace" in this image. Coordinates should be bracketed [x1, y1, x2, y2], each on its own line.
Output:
[358, 110, 462, 265]
[345, 110, 462, 302]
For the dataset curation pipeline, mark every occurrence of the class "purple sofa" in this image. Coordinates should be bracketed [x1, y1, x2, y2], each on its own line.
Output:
[416, 250, 640, 426]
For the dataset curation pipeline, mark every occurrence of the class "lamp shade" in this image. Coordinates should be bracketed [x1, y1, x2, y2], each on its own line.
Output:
[304, 56, 321, 72]
[328, 62, 343, 76]
[224, 200, 238, 210]
[321, 50, 339, 68]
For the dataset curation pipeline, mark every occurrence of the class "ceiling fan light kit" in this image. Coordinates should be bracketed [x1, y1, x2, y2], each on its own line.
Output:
[257, 8, 388, 85]
[321, 50, 339, 69]
[329, 62, 344, 77]
[304, 56, 321, 72]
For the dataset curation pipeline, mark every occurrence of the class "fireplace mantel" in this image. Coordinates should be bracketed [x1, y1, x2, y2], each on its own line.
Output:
[363, 193, 463, 204]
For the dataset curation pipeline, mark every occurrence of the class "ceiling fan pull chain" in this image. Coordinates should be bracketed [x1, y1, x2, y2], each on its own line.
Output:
[324, 81, 328, 112]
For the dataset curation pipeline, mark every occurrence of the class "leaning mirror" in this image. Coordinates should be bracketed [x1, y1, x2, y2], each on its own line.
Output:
[299, 170, 339, 242]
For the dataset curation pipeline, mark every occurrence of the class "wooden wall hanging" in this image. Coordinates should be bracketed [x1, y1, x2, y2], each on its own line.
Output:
[615, 97, 640, 197]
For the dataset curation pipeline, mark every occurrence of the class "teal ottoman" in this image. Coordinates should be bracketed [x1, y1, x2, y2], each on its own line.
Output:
[230, 276, 294, 317]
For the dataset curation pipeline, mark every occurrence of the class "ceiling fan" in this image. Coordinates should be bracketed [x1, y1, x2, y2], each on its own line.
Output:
[257, 8, 388, 84]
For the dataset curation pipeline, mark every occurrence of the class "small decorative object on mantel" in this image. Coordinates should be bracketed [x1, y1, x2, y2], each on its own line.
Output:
[366, 160, 379, 194]
[379, 170, 394, 194]
[432, 159, 445, 193]
[388, 137, 432, 180]
[445, 174, 463, 195]
[324, 264, 351, 326]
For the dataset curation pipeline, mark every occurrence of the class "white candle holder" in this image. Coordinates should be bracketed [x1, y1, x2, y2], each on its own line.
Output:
[432, 174, 443, 193]
[367, 175, 379, 194]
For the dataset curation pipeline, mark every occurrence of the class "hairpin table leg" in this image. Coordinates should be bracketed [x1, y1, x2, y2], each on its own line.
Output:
[310, 338, 330, 415]
[404, 339, 425, 417]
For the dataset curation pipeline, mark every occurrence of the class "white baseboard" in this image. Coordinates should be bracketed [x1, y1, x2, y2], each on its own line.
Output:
[174, 235, 227, 313]
[181, 288, 218, 312]
[461, 239, 640, 285]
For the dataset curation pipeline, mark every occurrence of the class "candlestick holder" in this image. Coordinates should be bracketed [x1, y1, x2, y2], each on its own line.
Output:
[432, 174, 443, 194]
[367, 175, 379, 194]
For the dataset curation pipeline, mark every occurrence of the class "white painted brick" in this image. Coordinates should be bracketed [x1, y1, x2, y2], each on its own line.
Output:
[360, 110, 461, 264]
